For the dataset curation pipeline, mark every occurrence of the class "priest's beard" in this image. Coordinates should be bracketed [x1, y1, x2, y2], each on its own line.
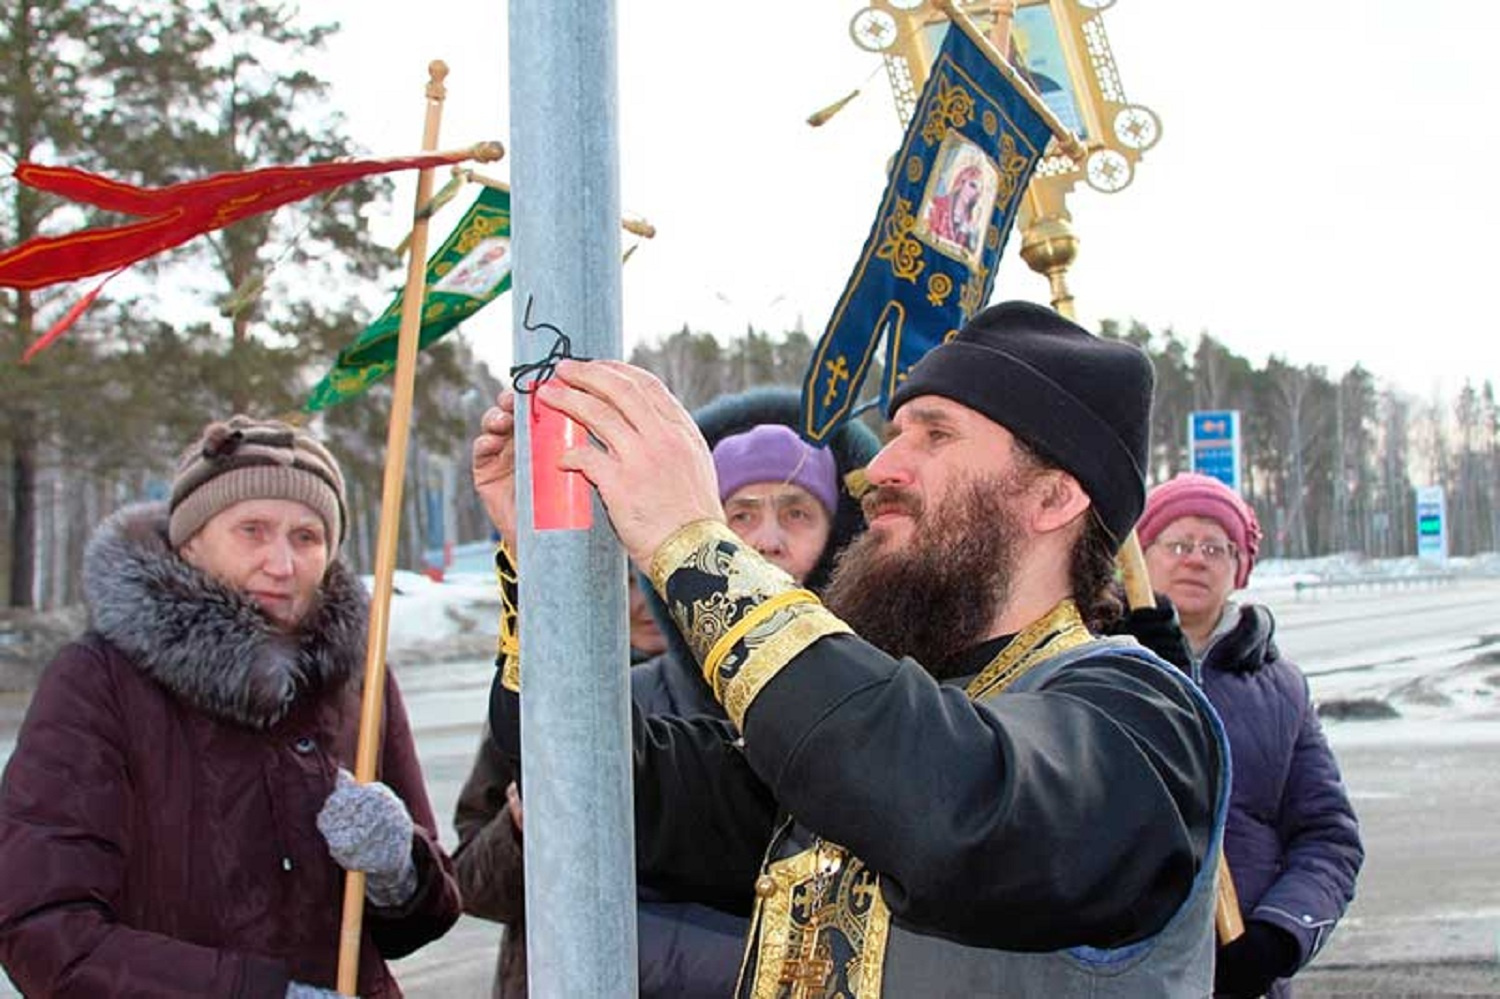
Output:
[824, 472, 1027, 678]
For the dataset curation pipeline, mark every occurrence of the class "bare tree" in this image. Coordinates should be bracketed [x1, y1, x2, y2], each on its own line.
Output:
[1260, 358, 1329, 557]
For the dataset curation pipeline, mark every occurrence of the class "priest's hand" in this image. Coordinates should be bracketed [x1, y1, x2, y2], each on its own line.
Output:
[473, 390, 520, 551]
[535, 359, 723, 567]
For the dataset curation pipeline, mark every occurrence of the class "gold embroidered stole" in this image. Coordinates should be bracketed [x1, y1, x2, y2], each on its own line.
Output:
[742, 600, 1093, 999]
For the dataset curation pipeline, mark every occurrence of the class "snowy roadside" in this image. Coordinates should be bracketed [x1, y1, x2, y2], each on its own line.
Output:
[380, 568, 501, 669]
[1240, 559, 1500, 736]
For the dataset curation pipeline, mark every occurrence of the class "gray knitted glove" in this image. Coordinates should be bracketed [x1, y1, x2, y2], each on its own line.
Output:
[316, 768, 418, 908]
[286, 982, 344, 998]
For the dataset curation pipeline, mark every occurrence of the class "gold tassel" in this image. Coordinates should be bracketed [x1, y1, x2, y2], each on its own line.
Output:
[622, 214, 655, 262]
[807, 89, 861, 127]
[621, 217, 656, 239]
[843, 467, 873, 500]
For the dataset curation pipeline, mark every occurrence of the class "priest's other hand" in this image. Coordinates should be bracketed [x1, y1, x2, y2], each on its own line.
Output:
[473, 390, 520, 550]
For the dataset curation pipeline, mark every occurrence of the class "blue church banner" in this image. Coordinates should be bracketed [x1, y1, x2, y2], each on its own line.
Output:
[801, 21, 1054, 442]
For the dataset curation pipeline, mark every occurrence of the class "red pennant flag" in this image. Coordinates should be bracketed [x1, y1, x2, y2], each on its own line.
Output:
[0, 150, 480, 291]
[21, 267, 126, 363]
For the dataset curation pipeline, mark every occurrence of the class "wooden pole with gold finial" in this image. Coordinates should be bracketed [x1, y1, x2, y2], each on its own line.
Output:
[1025, 229, 1250, 953]
[336, 59, 451, 995]
[1018, 187, 1245, 945]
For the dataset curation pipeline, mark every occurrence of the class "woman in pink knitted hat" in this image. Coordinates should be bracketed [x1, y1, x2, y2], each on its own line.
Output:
[1135, 472, 1262, 648]
[1127, 472, 1365, 999]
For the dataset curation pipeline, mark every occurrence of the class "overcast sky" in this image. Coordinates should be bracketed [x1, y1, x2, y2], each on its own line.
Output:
[309, 0, 1500, 404]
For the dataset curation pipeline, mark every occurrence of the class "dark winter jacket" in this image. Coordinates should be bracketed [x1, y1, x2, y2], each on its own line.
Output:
[452, 724, 527, 999]
[1198, 602, 1364, 997]
[627, 651, 759, 997]
[0, 503, 461, 998]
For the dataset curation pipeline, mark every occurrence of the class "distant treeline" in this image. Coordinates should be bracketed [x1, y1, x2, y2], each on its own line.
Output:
[3, 314, 1493, 611]
[629, 321, 1500, 565]
[0, 0, 506, 609]
[1101, 318, 1497, 564]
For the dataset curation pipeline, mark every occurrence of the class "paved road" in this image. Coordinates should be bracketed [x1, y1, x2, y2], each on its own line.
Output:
[4, 579, 1500, 995]
[401, 579, 1500, 995]
[1292, 730, 1500, 996]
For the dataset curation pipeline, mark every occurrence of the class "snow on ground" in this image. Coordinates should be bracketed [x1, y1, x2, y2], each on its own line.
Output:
[389, 543, 1500, 741]
[374, 559, 502, 668]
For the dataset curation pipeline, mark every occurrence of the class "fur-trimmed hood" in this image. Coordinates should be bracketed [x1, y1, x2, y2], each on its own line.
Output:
[1201, 602, 1278, 676]
[640, 387, 880, 691]
[81, 501, 369, 730]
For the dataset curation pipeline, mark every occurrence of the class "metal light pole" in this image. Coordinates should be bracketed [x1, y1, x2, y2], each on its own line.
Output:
[508, 3, 638, 996]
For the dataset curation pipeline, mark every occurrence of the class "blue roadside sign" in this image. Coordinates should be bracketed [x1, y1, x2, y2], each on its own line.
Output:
[1189, 410, 1241, 493]
[1414, 485, 1447, 563]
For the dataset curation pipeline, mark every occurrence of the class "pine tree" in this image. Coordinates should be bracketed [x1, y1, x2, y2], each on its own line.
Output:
[2, 0, 492, 605]
[1, 0, 149, 606]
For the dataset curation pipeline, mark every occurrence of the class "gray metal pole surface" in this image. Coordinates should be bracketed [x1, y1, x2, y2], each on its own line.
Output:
[508, 3, 637, 997]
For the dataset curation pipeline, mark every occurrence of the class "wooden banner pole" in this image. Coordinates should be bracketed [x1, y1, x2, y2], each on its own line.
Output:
[336, 60, 452, 995]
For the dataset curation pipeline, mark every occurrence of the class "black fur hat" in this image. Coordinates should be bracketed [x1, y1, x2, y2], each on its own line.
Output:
[889, 300, 1153, 547]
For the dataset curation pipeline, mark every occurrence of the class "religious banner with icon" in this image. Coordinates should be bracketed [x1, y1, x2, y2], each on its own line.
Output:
[800, 19, 1053, 443]
[305, 183, 511, 411]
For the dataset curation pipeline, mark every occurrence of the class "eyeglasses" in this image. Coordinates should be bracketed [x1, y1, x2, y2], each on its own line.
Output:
[1155, 538, 1239, 563]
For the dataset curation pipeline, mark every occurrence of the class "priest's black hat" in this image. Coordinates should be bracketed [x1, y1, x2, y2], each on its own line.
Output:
[889, 300, 1153, 548]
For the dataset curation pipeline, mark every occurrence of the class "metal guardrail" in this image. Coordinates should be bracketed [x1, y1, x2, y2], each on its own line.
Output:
[1293, 572, 1457, 598]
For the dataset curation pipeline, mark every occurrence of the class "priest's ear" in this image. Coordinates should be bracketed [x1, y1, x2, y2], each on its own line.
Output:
[1030, 469, 1091, 535]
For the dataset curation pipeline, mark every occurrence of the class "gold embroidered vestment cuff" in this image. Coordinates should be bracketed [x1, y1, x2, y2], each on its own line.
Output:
[495, 542, 521, 692]
[651, 519, 851, 727]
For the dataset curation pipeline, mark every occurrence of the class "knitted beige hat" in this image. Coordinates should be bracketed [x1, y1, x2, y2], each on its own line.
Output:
[169, 415, 347, 551]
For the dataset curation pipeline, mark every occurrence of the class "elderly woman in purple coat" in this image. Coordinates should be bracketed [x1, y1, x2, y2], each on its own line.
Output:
[1123, 473, 1364, 999]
